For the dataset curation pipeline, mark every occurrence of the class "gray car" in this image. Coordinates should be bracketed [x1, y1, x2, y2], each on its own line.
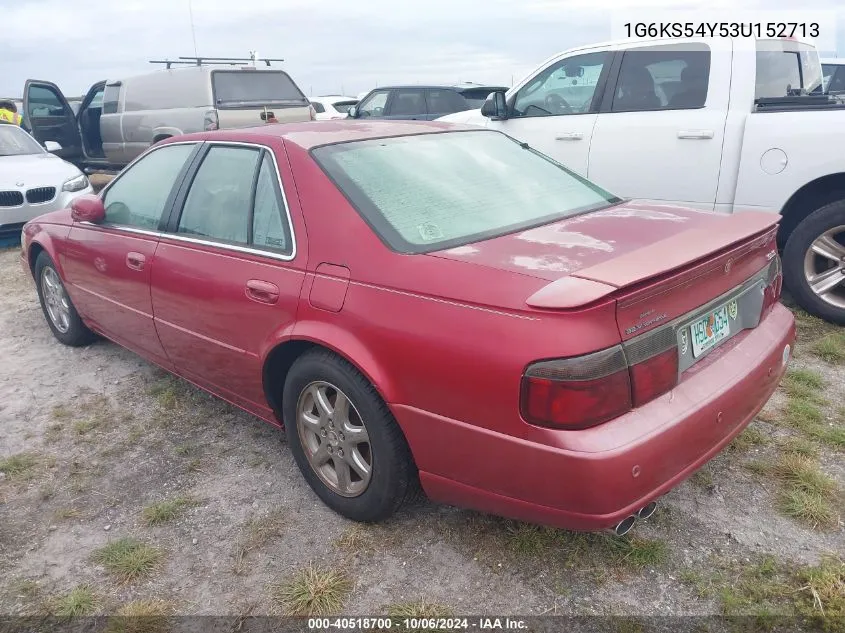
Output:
[23, 60, 314, 170]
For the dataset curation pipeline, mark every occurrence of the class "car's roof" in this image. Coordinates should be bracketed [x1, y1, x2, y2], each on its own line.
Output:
[187, 120, 476, 150]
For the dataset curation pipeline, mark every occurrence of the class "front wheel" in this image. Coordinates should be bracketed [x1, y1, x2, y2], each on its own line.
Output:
[283, 349, 417, 522]
[783, 201, 845, 325]
[34, 252, 96, 346]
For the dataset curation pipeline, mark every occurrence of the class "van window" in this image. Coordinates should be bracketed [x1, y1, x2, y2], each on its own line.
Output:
[103, 84, 120, 114]
[426, 89, 469, 115]
[212, 71, 308, 108]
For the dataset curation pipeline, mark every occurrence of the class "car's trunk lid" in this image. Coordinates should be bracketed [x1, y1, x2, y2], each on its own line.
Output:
[429, 201, 780, 339]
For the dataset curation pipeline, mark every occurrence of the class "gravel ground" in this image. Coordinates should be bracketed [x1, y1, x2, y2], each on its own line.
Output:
[0, 246, 842, 628]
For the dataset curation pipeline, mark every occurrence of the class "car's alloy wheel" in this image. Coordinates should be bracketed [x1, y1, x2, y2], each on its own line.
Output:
[41, 266, 72, 333]
[296, 380, 373, 498]
[802, 224, 845, 309]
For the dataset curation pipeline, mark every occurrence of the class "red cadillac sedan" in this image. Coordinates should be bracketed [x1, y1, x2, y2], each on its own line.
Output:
[20, 121, 795, 535]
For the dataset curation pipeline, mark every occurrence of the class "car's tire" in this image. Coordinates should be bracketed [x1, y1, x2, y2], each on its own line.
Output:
[283, 348, 417, 522]
[782, 200, 845, 325]
[34, 251, 96, 346]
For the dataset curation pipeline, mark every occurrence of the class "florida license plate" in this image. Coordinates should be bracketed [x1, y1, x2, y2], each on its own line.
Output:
[690, 305, 730, 358]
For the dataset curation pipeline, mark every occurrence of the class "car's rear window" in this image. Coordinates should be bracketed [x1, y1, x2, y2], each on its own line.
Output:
[331, 100, 358, 113]
[755, 40, 824, 99]
[312, 130, 620, 254]
[212, 70, 308, 107]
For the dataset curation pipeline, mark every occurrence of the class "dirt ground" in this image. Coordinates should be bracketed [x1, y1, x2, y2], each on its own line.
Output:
[0, 245, 842, 628]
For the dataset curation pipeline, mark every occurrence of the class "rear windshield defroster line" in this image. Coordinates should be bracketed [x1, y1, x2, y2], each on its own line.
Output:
[311, 130, 623, 254]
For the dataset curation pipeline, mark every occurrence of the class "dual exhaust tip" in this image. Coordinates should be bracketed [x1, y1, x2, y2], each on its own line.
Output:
[611, 500, 658, 536]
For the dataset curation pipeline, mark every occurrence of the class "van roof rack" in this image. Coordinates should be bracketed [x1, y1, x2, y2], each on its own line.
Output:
[149, 56, 284, 69]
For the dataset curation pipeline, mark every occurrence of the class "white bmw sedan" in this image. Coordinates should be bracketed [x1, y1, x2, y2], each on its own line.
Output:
[0, 124, 92, 240]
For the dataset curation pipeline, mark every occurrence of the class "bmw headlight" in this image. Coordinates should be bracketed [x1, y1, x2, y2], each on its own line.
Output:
[62, 173, 89, 193]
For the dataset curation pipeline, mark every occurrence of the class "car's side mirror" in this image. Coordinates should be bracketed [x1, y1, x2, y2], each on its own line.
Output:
[481, 90, 508, 120]
[347, 105, 358, 119]
[70, 194, 105, 223]
[44, 140, 62, 153]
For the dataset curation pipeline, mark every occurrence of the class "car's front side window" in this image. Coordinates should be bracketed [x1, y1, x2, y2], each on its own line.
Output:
[357, 90, 390, 118]
[102, 143, 196, 229]
[512, 52, 608, 118]
[177, 146, 260, 244]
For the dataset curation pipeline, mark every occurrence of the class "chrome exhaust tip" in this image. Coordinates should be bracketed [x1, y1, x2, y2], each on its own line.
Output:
[636, 501, 658, 520]
[612, 515, 637, 536]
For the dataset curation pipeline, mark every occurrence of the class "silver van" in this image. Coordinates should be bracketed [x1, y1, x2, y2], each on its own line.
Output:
[23, 58, 314, 169]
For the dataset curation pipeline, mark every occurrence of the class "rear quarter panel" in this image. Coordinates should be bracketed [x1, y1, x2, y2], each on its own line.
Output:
[282, 142, 622, 445]
[732, 109, 845, 212]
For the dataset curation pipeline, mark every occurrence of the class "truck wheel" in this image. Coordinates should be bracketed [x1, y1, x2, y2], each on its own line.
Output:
[782, 200, 845, 324]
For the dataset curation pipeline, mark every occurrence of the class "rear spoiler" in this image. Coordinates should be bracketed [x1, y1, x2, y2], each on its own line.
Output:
[526, 211, 779, 309]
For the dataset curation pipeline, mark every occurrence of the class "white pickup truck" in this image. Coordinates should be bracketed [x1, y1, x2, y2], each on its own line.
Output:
[441, 37, 845, 324]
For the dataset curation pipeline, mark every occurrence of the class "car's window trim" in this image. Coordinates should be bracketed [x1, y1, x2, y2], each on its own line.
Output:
[90, 141, 203, 234]
[163, 140, 297, 261]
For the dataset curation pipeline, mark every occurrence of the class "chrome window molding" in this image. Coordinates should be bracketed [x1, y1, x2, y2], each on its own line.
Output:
[91, 139, 298, 263]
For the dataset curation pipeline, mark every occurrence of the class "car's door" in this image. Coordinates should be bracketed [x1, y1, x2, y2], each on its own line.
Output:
[487, 50, 612, 177]
[587, 42, 730, 210]
[23, 79, 84, 163]
[355, 89, 391, 119]
[424, 89, 471, 120]
[383, 88, 427, 120]
[150, 140, 307, 418]
[60, 142, 201, 365]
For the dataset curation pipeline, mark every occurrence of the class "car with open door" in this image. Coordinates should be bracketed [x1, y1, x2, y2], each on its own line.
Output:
[20, 121, 794, 536]
[23, 57, 313, 171]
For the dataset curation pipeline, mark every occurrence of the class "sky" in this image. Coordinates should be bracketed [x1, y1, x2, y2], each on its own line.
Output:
[1, 0, 843, 99]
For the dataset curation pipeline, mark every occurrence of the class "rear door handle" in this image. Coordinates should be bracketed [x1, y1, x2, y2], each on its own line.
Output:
[126, 252, 145, 271]
[245, 279, 280, 305]
[677, 130, 714, 139]
[555, 132, 584, 141]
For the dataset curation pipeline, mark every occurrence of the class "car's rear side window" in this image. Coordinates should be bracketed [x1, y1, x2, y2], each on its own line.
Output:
[212, 71, 309, 108]
[313, 131, 619, 254]
[103, 144, 195, 229]
[172, 144, 293, 255]
[755, 40, 824, 98]
[102, 84, 120, 114]
[426, 89, 469, 114]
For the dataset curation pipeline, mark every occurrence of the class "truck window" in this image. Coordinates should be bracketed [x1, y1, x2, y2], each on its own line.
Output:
[611, 43, 710, 112]
[513, 51, 609, 117]
[103, 84, 120, 114]
[212, 71, 308, 108]
[755, 42, 823, 99]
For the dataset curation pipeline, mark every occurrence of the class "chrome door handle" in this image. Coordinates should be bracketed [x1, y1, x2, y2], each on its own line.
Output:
[555, 132, 584, 141]
[126, 252, 145, 271]
[677, 130, 714, 139]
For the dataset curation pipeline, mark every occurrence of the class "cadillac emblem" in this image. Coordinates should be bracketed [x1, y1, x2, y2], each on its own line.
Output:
[680, 330, 689, 355]
[728, 300, 739, 320]
[16, 181, 24, 187]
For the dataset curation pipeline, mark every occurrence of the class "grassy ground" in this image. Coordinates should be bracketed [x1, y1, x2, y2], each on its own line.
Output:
[0, 248, 842, 629]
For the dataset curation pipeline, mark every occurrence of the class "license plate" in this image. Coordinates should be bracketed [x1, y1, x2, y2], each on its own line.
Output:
[690, 305, 731, 358]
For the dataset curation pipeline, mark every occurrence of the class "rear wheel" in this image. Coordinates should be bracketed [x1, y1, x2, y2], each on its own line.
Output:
[783, 201, 845, 325]
[283, 349, 416, 522]
[34, 252, 95, 346]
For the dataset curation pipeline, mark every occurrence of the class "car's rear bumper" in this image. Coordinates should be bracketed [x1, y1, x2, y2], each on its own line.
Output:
[393, 303, 795, 531]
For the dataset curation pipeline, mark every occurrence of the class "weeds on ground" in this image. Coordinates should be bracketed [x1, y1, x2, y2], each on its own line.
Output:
[781, 369, 827, 404]
[270, 563, 352, 616]
[141, 495, 197, 526]
[727, 424, 770, 452]
[0, 453, 42, 479]
[811, 333, 845, 364]
[232, 510, 288, 575]
[681, 555, 844, 630]
[334, 524, 376, 555]
[104, 599, 175, 633]
[386, 600, 455, 631]
[782, 396, 844, 452]
[773, 453, 840, 529]
[92, 538, 163, 583]
[52, 585, 100, 617]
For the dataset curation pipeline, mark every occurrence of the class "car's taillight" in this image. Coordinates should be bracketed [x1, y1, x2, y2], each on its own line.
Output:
[521, 326, 681, 429]
[761, 254, 782, 317]
[203, 109, 219, 131]
[308, 105, 317, 121]
[521, 347, 633, 430]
